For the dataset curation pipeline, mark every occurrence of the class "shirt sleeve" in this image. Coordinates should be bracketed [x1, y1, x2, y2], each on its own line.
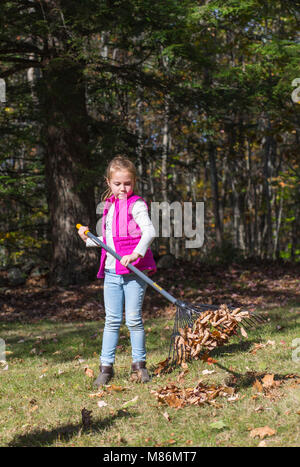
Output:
[131, 199, 156, 257]
[86, 236, 103, 247]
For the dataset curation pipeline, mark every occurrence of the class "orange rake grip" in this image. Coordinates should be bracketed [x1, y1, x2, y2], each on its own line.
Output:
[76, 224, 90, 236]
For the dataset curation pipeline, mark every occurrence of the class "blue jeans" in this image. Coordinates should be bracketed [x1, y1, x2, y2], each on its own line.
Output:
[100, 269, 148, 366]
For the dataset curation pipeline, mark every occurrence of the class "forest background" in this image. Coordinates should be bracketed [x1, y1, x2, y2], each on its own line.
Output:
[0, 0, 299, 288]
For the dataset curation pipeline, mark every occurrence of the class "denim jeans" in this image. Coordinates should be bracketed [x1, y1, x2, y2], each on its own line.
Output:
[100, 269, 148, 366]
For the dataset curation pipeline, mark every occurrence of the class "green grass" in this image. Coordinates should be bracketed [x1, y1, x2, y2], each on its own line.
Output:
[1, 306, 300, 447]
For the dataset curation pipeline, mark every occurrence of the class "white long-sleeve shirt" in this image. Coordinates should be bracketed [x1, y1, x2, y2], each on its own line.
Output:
[86, 198, 156, 270]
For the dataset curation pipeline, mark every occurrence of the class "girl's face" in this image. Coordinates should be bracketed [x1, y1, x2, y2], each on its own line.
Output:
[107, 169, 135, 199]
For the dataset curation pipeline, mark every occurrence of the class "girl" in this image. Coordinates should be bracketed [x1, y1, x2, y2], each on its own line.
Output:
[78, 156, 156, 387]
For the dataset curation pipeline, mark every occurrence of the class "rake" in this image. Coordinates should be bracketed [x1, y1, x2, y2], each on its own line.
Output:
[76, 224, 266, 371]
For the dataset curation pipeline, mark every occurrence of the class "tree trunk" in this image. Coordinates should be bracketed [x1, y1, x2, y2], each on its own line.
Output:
[40, 59, 98, 285]
[136, 87, 146, 197]
[208, 142, 223, 246]
[261, 114, 274, 259]
[161, 96, 170, 203]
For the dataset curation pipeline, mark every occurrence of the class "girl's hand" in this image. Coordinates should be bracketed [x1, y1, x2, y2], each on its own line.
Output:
[78, 225, 89, 242]
[120, 252, 141, 267]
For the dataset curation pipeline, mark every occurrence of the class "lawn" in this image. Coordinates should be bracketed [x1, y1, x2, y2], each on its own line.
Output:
[1, 304, 300, 447]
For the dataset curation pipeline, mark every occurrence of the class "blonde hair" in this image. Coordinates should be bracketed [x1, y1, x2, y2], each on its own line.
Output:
[101, 156, 137, 201]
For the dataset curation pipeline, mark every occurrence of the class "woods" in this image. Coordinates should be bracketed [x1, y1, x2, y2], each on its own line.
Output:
[1, 1, 300, 450]
[0, 0, 299, 286]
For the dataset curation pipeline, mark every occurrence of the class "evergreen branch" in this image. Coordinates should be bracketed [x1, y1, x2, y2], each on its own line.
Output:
[0, 64, 35, 78]
[0, 40, 43, 56]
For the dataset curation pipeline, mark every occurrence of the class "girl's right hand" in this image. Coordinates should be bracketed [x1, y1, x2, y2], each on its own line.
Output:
[78, 225, 89, 242]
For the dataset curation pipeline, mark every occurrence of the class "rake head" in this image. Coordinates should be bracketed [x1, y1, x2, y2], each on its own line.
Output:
[164, 300, 267, 372]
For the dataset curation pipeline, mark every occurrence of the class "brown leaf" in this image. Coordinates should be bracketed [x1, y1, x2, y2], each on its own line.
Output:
[29, 405, 39, 413]
[154, 358, 170, 375]
[162, 411, 171, 422]
[88, 391, 105, 398]
[106, 384, 125, 392]
[250, 343, 264, 354]
[84, 367, 94, 378]
[254, 406, 264, 412]
[261, 374, 275, 388]
[177, 370, 188, 383]
[252, 379, 263, 393]
[250, 426, 276, 439]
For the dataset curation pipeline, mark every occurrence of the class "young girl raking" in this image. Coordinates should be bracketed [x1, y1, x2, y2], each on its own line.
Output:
[78, 156, 156, 387]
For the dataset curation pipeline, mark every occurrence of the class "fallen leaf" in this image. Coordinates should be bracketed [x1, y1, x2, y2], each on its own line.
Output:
[266, 340, 275, 346]
[240, 326, 248, 338]
[177, 370, 188, 383]
[122, 396, 139, 408]
[252, 379, 263, 393]
[163, 411, 171, 422]
[84, 367, 94, 378]
[210, 420, 227, 430]
[258, 440, 267, 447]
[154, 358, 170, 375]
[88, 391, 105, 398]
[106, 384, 125, 392]
[227, 394, 239, 402]
[250, 426, 276, 439]
[254, 406, 264, 412]
[166, 439, 176, 444]
[29, 405, 39, 412]
[261, 374, 274, 388]
[97, 400, 108, 408]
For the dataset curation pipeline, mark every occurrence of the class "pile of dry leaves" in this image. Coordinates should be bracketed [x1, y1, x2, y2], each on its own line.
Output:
[174, 304, 249, 365]
[151, 380, 236, 409]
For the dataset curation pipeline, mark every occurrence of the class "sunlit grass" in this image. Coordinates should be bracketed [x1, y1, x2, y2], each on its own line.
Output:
[0, 305, 299, 447]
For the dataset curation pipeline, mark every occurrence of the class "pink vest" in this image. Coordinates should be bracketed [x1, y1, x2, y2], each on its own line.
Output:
[97, 193, 156, 278]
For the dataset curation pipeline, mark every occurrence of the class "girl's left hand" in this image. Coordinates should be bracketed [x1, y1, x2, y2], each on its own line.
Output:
[120, 252, 141, 267]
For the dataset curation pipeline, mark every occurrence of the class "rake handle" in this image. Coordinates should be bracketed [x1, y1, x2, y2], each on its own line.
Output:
[76, 224, 177, 305]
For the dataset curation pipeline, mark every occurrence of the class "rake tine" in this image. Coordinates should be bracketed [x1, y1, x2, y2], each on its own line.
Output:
[244, 311, 266, 326]
[247, 316, 262, 326]
[251, 312, 267, 324]
[239, 318, 256, 329]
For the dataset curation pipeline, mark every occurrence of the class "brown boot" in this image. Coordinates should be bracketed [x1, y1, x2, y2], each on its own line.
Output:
[94, 364, 114, 388]
[131, 361, 150, 383]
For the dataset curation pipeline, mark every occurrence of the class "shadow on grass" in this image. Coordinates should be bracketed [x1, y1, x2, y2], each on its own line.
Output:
[8, 409, 135, 447]
[3, 319, 173, 364]
[213, 361, 299, 390]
